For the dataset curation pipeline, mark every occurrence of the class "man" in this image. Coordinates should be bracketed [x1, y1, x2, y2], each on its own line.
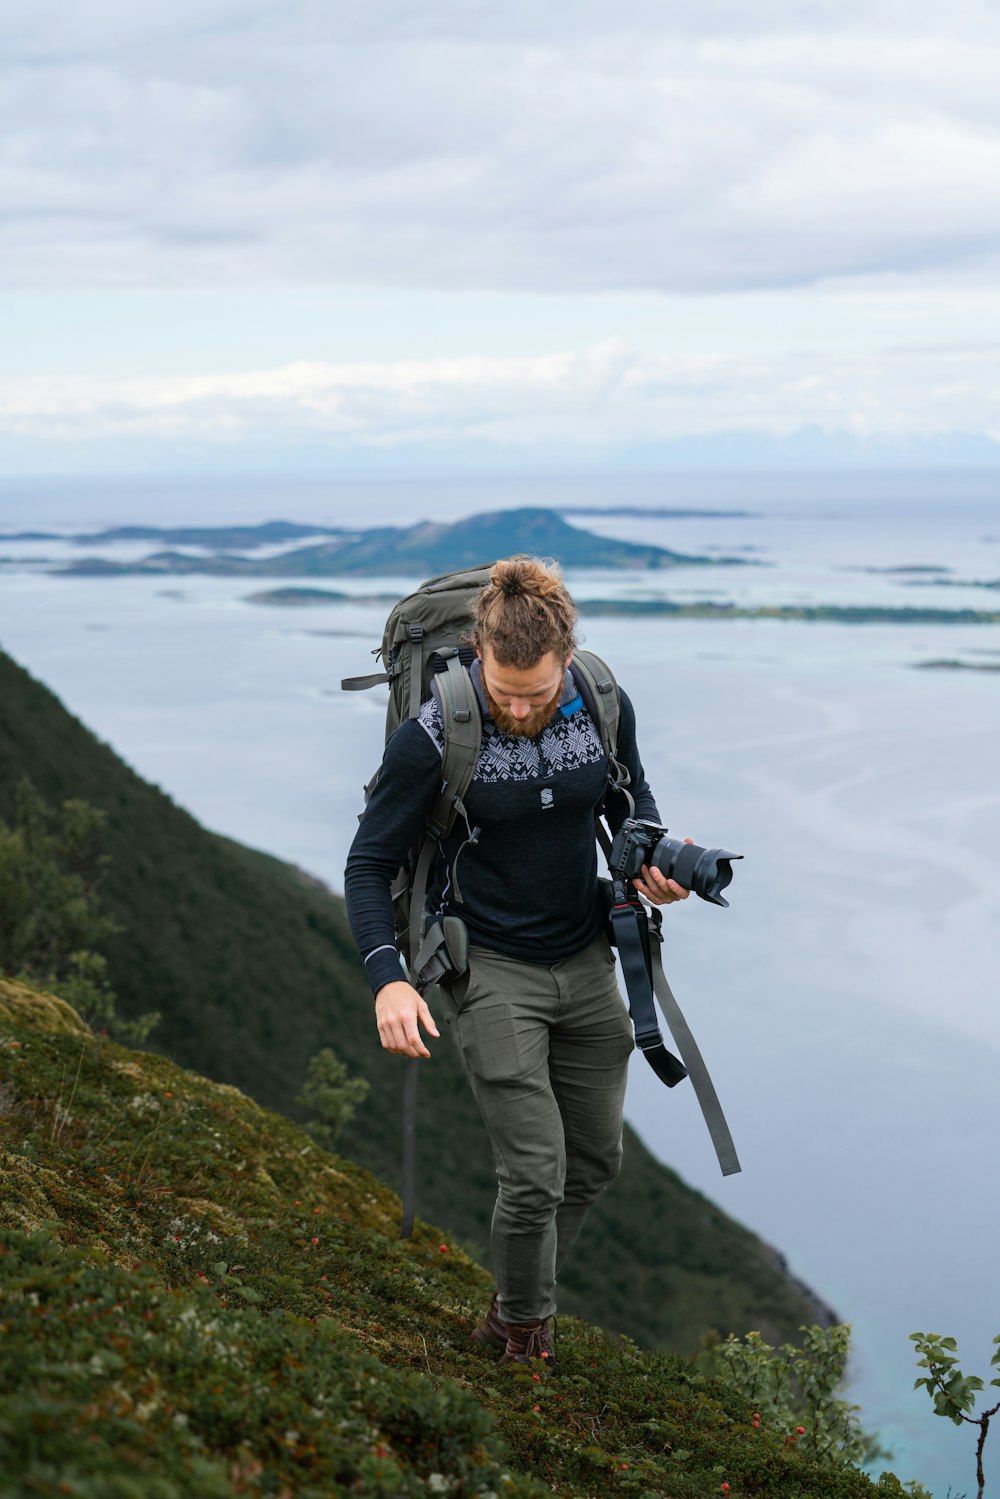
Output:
[344, 556, 688, 1370]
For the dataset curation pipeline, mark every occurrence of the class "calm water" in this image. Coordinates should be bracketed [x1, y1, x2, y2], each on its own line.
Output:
[1, 470, 998, 1494]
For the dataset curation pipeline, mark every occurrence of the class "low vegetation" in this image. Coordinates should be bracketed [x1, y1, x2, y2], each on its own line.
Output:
[1, 980, 920, 1498]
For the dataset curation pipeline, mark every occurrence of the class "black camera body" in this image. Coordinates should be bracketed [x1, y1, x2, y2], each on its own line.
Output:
[608, 819, 742, 907]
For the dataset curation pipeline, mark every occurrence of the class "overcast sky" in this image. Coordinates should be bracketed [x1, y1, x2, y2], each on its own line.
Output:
[3, 0, 1000, 472]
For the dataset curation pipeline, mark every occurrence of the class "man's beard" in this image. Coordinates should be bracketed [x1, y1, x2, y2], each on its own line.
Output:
[485, 683, 564, 738]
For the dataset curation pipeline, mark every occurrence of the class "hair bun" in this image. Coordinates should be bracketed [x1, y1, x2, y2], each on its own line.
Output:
[472, 554, 577, 668]
[491, 559, 528, 598]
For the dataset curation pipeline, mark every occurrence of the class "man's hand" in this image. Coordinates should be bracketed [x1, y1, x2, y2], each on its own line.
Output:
[375, 980, 441, 1058]
[632, 836, 695, 906]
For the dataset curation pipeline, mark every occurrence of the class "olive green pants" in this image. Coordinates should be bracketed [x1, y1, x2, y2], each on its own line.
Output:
[440, 931, 634, 1325]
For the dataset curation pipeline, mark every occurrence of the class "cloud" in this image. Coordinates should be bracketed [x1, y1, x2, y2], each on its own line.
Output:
[2, 339, 997, 452]
[2, 1, 1000, 292]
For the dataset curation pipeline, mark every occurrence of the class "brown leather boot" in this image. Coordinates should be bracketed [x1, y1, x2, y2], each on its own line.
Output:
[500, 1317, 557, 1372]
[471, 1291, 508, 1353]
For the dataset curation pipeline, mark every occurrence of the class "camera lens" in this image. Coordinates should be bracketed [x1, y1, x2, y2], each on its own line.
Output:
[650, 836, 742, 907]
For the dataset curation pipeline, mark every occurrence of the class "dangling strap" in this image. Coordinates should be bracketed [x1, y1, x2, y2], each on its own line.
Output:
[400, 1055, 419, 1239]
[610, 897, 688, 1088]
[341, 669, 390, 691]
[407, 835, 439, 970]
[649, 936, 742, 1177]
[610, 893, 742, 1177]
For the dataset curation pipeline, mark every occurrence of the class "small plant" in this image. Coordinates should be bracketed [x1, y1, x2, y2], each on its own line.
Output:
[911, 1331, 1000, 1499]
[296, 1044, 370, 1150]
[49, 948, 159, 1043]
[705, 1323, 890, 1468]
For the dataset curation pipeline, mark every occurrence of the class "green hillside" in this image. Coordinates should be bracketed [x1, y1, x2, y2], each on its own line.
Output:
[0, 643, 828, 1355]
[0, 981, 913, 1498]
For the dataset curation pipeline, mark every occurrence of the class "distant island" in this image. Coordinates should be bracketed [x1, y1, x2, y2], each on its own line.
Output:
[53, 508, 758, 578]
[847, 564, 953, 575]
[244, 587, 1000, 625]
[575, 599, 1000, 624]
[0, 520, 346, 549]
[900, 576, 1000, 591]
[914, 657, 1000, 672]
[844, 565, 1000, 592]
[244, 587, 398, 607]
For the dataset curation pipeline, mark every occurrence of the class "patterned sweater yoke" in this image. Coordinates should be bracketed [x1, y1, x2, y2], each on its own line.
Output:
[344, 665, 660, 994]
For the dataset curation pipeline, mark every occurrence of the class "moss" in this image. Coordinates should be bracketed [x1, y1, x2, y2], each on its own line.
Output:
[0, 984, 918, 1498]
[0, 979, 91, 1036]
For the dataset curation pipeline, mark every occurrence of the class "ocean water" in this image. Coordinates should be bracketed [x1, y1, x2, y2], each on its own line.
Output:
[0, 470, 998, 1495]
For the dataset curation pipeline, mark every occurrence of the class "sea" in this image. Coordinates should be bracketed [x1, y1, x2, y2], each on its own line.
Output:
[1, 469, 998, 1496]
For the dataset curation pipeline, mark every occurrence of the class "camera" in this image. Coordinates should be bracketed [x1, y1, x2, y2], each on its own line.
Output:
[608, 819, 742, 907]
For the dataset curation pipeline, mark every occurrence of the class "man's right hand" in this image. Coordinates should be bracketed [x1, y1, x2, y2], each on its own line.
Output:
[375, 980, 441, 1059]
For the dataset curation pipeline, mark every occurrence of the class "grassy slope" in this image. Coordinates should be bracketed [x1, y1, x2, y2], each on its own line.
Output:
[0, 644, 823, 1354]
[0, 981, 911, 1499]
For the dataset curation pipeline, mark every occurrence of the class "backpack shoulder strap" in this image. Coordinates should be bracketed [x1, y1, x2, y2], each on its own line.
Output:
[405, 651, 482, 973]
[570, 649, 620, 759]
[427, 651, 482, 838]
[570, 649, 634, 809]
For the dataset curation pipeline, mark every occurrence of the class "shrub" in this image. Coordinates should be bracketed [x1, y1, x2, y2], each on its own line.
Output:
[0, 778, 156, 1041]
[296, 1045, 370, 1149]
[704, 1324, 890, 1468]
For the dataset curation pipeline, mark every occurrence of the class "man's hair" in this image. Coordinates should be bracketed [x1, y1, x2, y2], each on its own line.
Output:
[469, 556, 578, 668]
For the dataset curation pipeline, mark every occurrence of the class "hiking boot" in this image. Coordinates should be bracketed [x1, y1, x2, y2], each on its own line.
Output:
[471, 1291, 508, 1353]
[500, 1317, 557, 1372]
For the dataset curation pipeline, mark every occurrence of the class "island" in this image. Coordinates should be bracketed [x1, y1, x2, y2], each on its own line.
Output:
[54, 508, 757, 578]
[243, 588, 1000, 626]
[0, 520, 346, 549]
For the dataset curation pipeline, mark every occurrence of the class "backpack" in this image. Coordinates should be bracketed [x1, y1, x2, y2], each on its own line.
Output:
[341, 563, 632, 976]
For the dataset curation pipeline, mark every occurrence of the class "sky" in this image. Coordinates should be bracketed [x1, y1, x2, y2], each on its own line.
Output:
[2, 0, 1000, 474]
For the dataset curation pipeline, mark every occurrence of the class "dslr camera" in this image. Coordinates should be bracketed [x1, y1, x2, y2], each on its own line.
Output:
[608, 819, 742, 907]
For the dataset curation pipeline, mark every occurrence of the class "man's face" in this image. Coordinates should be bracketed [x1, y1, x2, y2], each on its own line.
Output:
[478, 646, 570, 738]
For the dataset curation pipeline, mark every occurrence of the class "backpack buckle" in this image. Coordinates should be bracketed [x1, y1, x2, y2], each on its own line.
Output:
[408, 622, 424, 643]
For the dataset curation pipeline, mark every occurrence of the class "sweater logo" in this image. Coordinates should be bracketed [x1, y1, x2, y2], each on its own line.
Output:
[540, 787, 554, 810]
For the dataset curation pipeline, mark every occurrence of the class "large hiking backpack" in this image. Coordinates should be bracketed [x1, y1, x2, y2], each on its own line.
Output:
[341, 564, 633, 975]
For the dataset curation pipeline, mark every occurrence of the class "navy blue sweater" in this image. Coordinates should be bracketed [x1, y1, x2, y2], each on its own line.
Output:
[344, 664, 660, 995]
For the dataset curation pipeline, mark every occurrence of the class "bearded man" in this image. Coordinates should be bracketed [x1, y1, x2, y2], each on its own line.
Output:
[344, 555, 687, 1369]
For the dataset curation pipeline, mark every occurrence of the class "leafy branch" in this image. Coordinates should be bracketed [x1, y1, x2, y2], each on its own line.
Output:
[911, 1331, 1000, 1499]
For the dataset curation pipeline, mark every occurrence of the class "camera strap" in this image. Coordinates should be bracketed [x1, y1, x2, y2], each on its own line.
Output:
[609, 891, 742, 1178]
